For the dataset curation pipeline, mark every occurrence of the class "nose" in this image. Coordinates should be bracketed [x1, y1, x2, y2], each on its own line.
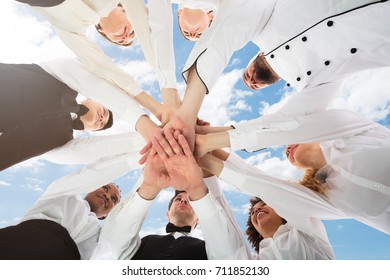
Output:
[104, 192, 111, 203]
[180, 198, 188, 205]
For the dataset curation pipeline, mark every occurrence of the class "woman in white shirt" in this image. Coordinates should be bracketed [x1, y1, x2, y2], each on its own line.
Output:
[246, 196, 334, 260]
[194, 109, 390, 234]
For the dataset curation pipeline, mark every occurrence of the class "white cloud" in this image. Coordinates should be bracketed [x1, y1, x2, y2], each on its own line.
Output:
[0, 1, 74, 63]
[8, 157, 46, 173]
[199, 69, 245, 125]
[118, 60, 159, 94]
[259, 68, 390, 122]
[22, 177, 45, 193]
[330, 68, 390, 122]
[156, 189, 175, 204]
[246, 151, 303, 181]
[0, 181, 11, 187]
[240, 202, 250, 215]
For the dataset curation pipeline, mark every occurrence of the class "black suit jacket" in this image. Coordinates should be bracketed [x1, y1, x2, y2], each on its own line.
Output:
[132, 234, 208, 260]
[0, 63, 82, 171]
[15, 0, 66, 7]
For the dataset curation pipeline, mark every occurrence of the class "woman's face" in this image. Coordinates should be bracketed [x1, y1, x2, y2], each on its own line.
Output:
[98, 6, 135, 45]
[285, 143, 322, 170]
[250, 201, 284, 236]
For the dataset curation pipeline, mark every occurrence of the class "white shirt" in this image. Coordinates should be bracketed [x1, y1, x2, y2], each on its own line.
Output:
[147, 0, 177, 89]
[224, 110, 390, 234]
[255, 223, 334, 260]
[182, 0, 274, 92]
[229, 108, 377, 151]
[21, 176, 103, 260]
[95, 176, 251, 260]
[253, 0, 390, 91]
[39, 58, 146, 130]
[30, 0, 176, 97]
[42, 131, 145, 165]
[182, 0, 390, 116]
[221, 154, 336, 260]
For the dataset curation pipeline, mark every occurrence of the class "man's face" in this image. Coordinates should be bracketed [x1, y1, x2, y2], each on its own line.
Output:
[250, 201, 284, 235]
[167, 192, 197, 224]
[98, 6, 135, 45]
[80, 99, 110, 131]
[243, 54, 270, 90]
[178, 8, 213, 41]
[85, 183, 120, 219]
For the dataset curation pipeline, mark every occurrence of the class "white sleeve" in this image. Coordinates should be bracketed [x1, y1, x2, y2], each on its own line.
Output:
[147, 0, 177, 89]
[42, 132, 145, 165]
[229, 109, 378, 152]
[97, 177, 153, 260]
[189, 177, 251, 259]
[40, 152, 141, 200]
[221, 153, 346, 239]
[54, 27, 144, 97]
[39, 58, 146, 130]
[182, 0, 275, 92]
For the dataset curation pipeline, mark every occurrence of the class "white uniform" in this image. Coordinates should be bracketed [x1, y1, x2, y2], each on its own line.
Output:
[225, 110, 390, 234]
[182, 0, 390, 116]
[28, 0, 177, 97]
[22, 172, 108, 259]
[39, 58, 146, 130]
[95, 176, 251, 260]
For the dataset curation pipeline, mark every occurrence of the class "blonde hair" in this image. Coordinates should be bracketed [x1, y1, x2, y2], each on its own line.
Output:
[299, 169, 326, 195]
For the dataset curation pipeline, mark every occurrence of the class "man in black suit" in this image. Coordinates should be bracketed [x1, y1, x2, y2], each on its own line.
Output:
[0, 62, 113, 171]
[132, 190, 207, 260]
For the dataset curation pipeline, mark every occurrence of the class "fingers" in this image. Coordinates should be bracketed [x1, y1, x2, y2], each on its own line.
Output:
[173, 130, 181, 139]
[151, 136, 169, 161]
[155, 130, 175, 157]
[178, 134, 192, 156]
[165, 129, 183, 155]
[139, 152, 149, 165]
[140, 141, 152, 155]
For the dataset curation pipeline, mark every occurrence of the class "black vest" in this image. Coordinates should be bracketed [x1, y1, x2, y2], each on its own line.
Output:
[132, 234, 208, 260]
[15, 0, 66, 7]
[0, 63, 81, 171]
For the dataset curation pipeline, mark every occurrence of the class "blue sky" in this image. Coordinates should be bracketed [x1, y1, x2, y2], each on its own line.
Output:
[0, 1, 389, 260]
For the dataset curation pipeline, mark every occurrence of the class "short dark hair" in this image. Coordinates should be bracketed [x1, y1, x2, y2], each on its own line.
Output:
[98, 110, 114, 131]
[253, 55, 280, 85]
[168, 190, 186, 210]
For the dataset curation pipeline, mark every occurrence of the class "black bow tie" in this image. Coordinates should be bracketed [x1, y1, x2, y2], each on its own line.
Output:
[165, 222, 191, 233]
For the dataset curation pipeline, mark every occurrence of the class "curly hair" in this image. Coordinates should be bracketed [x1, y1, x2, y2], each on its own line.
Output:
[245, 197, 263, 253]
[299, 169, 326, 195]
[245, 197, 287, 253]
